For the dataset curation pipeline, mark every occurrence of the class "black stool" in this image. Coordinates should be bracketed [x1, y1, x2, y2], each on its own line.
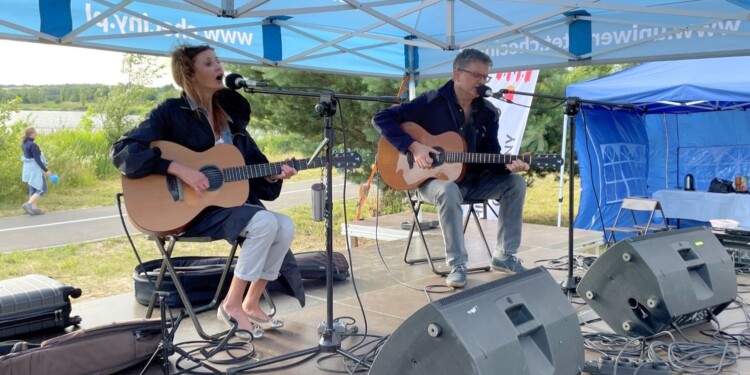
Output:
[145, 235, 275, 341]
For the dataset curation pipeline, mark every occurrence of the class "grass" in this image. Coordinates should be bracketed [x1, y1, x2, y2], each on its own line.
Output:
[0, 179, 123, 217]
[525, 175, 578, 227]
[0, 154, 326, 218]
[0, 173, 578, 303]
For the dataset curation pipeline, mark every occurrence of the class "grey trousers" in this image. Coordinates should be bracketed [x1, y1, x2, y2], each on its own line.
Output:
[416, 173, 526, 267]
[235, 210, 295, 281]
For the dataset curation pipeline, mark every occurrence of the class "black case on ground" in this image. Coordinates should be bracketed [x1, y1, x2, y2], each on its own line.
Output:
[295, 251, 350, 281]
[133, 256, 233, 308]
[0, 274, 82, 339]
[133, 251, 308, 308]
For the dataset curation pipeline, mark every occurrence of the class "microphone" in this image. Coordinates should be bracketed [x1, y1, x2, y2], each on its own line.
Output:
[476, 85, 508, 100]
[224, 72, 269, 90]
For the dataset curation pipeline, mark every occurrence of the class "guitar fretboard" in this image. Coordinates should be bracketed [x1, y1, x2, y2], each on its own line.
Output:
[223, 159, 321, 182]
[445, 153, 532, 164]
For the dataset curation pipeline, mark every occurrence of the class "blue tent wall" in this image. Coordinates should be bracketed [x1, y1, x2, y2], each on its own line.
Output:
[568, 56, 750, 233]
[574, 108, 649, 231]
[646, 111, 750, 195]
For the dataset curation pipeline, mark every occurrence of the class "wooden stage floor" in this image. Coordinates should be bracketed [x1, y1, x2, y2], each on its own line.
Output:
[46, 213, 750, 374]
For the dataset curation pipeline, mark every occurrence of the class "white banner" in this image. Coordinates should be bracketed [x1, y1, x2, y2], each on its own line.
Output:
[486, 70, 540, 155]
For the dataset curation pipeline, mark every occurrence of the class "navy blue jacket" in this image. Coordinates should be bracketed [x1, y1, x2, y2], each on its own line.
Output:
[372, 80, 507, 187]
[22, 138, 48, 172]
[111, 89, 281, 241]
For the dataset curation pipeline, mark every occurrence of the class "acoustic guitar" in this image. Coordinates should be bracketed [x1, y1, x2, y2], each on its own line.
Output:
[121, 141, 362, 236]
[376, 122, 562, 191]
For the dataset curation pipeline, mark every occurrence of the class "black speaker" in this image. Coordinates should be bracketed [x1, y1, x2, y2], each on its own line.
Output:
[369, 267, 584, 375]
[577, 227, 737, 337]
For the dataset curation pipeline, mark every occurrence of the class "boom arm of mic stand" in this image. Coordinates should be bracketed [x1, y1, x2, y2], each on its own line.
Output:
[497, 90, 633, 296]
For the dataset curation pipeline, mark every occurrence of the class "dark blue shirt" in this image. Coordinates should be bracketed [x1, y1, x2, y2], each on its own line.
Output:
[22, 138, 48, 172]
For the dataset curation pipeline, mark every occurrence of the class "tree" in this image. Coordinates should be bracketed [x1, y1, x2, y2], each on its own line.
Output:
[225, 65, 404, 182]
[91, 54, 164, 142]
[523, 64, 632, 154]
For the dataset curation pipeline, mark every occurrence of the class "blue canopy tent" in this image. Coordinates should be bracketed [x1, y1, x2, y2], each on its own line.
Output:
[1, 1, 750, 81]
[4, 1, 750, 232]
[567, 56, 750, 234]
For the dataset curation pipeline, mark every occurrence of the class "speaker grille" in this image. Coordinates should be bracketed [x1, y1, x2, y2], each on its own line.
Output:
[577, 227, 736, 337]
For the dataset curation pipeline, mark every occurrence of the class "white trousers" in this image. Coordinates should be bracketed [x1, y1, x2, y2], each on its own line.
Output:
[234, 210, 295, 281]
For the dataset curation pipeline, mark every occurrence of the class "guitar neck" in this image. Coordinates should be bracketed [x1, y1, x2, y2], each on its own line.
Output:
[225, 158, 321, 182]
[445, 153, 531, 165]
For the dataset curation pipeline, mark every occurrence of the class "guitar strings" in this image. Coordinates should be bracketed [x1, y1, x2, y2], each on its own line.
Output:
[443, 152, 532, 163]
[206, 160, 308, 183]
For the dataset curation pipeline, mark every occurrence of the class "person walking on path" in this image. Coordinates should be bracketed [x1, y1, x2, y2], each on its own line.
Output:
[21, 127, 52, 216]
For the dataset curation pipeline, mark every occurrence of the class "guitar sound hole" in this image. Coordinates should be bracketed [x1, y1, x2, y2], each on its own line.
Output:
[431, 147, 445, 166]
[200, 165, 223, 191]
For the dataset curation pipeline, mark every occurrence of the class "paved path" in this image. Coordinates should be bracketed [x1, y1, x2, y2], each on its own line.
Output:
[0, 177, 359, 253]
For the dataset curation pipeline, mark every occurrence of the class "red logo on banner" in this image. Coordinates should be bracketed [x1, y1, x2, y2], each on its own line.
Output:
[494, 70, 533, 101]
[504, 84, 516, 101]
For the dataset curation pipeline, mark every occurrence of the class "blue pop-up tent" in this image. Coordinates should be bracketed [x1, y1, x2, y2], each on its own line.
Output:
[2, 1, 750, 80]
[566, 56, 750, 232]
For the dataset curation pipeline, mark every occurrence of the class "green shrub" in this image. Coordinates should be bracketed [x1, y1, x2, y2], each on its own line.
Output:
[0, 109, 118, 206]
[253, 130, 317, 157]
[0, 99, 26, 202]
[43, 128, 118, 184]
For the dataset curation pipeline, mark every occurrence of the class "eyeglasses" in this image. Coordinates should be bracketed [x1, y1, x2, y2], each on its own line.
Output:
[458, 68, 491, 83]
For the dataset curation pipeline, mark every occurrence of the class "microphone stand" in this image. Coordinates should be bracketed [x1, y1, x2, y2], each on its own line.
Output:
[226, 86, 398, 374]
[497, 89, 634, 295]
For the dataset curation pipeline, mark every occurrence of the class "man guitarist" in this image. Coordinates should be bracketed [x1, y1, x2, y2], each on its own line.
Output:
[372, 49, 529, 288]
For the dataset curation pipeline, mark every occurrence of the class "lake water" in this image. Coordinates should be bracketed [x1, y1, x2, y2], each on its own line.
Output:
[8, 110, 103, 132]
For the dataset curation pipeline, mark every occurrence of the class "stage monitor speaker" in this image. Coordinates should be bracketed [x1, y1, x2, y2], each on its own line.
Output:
[577, 227, 737, 337]
[368, 267, 584, 375]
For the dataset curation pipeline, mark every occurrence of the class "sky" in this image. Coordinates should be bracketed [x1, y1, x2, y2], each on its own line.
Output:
[1, 40, 172, 86]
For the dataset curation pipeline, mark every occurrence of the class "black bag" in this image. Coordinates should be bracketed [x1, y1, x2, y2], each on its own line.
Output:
[133, 256, 233, 308]
[295, 251, 350, 281]
[133, 251, 307, 308]
[0, 319, 162, 375]
[0, 275, 82, 339]
[708, 177, 735, 193]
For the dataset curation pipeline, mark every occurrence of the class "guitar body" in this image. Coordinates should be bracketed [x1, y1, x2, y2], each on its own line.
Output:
[377, 122, 563, 191]
[377, 122, 467, 191]
[121, 141, 249, 236]
[121, 142, 363, 236]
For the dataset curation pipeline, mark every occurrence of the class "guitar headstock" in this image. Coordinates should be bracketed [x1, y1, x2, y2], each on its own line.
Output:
[332, 151, 363, 169]
[530, 154, 563, 170]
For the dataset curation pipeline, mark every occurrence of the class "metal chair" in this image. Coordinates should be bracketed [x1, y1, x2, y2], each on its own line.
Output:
[403, 191, 493, 276]
[605, 198, 671, 247]
[144, 235, 275, 341]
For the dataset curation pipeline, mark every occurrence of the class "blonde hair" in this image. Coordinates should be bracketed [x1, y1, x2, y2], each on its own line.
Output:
[22, 126, 37, 142]
[171, 44, 228, 135]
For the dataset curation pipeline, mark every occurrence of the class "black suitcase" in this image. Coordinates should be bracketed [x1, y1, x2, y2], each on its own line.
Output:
[295, 251, 350, 281]
[0, 274, 82, 339]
